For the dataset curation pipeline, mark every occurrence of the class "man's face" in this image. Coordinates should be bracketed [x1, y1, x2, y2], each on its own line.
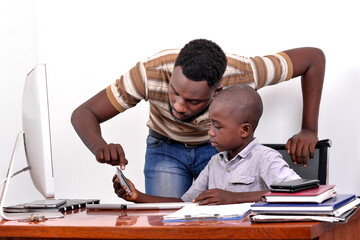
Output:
[168, 66, 220, 121]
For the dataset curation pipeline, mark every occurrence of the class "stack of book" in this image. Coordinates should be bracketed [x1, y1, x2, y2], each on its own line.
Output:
[250, 185, 360, 223]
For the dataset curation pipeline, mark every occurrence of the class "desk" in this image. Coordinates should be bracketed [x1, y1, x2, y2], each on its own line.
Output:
[0, 208, 359, 240]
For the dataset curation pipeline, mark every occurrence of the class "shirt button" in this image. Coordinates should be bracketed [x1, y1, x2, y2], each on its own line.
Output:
[227, 169, 231, 172]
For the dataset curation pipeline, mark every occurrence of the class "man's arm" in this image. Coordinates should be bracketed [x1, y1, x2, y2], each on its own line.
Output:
[71, 89, 128, 168]
[283, 47, 326, 166]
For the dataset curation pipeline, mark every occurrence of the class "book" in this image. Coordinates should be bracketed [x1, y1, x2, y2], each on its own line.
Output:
[261, 185, 337, 203]
[249, 206, 359, 223]
[251, 197, 360, 217]
[251, 194, 356, 214]
[4, 199, 100, 213]
[163, 202, 252, 222]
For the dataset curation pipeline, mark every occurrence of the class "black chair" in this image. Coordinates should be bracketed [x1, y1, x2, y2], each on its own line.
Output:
[263, 139, 332, 185]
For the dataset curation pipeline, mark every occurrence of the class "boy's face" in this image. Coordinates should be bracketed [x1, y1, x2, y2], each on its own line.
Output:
[168, 66, 221, 122]
[208, 100, 244, 155]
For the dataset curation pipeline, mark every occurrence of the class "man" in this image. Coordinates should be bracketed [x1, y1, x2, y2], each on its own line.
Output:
[71, 39, 325, 198]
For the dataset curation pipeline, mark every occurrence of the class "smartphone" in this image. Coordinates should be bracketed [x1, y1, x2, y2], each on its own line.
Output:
[116, 167, 133, 197]
[270, 179, 320, 193]
[24, 199, 66, 208]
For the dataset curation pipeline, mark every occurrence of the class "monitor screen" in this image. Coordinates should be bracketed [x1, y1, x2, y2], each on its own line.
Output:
[22, 64, 55, 198]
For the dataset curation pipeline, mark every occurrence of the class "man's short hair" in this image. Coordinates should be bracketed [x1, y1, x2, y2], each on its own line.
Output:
[175, 39, 227, 87]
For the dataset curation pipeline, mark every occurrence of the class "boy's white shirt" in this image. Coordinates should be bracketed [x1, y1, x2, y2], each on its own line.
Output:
[181, 138, 300, 202]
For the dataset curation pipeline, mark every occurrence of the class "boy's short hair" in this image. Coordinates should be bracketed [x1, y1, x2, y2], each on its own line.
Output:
[214, 85, 263, 130]
[175, 39, 227, 88]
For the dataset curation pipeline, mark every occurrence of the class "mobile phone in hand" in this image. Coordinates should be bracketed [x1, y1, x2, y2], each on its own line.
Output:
[116, 167, 133, 197]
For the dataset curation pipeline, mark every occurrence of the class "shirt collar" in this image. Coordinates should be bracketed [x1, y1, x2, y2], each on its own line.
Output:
[219, 138, 260, 162]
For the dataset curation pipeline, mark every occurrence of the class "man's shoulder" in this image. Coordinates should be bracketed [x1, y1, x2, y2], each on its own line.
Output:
[143, 49, 180, 68]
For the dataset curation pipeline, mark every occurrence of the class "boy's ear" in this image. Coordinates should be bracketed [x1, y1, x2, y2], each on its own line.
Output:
[213, 85, 223, 97]
[238, 123, 252, 137]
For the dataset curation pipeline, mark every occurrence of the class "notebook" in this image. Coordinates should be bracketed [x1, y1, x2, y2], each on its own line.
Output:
[163, 202, 252, 222]
[261, 185, 336, 203]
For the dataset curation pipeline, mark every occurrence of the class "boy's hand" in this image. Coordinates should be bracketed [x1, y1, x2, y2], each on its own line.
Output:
[112, 174, 138, 201]
[193, 189, 235, 205]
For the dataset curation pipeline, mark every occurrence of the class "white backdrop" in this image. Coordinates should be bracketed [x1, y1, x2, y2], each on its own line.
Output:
[1, 0, 359, 206]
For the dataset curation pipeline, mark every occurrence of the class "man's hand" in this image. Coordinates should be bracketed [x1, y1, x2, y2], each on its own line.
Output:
[95, 143, 128, 168]
[286, 129, 318, 166]
[193, 189, 236, 205]
[112, 174, 138, 201]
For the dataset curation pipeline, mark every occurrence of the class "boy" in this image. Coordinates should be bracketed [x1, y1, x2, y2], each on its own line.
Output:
[113, 85, 300, 204]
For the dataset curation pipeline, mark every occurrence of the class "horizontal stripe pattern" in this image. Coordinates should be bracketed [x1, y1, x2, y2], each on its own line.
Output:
[107, 49, 293, 143]
[221, 55, 255, 88]
[250, 53, 292, 89]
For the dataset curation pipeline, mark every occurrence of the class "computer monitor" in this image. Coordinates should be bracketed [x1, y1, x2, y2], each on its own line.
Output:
[0, 64, 57, 220]
[22, 64, 55, 198]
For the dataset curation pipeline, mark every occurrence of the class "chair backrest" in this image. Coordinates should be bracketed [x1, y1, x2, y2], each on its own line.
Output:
[263, 139, 331, 185]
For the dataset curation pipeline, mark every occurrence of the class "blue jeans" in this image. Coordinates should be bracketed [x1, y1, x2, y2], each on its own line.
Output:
[144, 135, 218, 198]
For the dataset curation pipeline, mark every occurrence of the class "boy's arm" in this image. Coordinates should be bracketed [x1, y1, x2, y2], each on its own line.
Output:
[193, 189, 268, 205]
[112, 175, 183, 203]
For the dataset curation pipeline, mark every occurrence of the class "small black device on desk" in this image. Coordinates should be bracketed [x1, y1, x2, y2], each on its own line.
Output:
[270, 179, 320, 193]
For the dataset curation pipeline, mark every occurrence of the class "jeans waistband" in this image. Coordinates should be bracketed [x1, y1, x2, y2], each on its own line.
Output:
[148, 129, 209, 149]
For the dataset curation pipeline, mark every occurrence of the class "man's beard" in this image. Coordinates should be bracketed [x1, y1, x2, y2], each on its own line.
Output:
[168, 101, 210, 123]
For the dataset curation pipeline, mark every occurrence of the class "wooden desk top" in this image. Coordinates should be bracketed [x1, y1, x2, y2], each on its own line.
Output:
[1, 208, 359, 240]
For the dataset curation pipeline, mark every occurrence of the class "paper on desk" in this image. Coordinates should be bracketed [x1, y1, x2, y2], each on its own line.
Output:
[163, 202, 253, 222]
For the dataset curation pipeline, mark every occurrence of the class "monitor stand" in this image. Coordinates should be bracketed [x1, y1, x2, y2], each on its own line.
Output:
[0, 131, 63, 221]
